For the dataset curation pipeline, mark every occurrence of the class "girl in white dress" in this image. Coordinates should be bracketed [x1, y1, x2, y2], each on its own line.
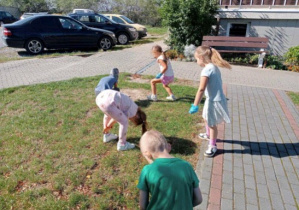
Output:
[189, 46, 231, 157]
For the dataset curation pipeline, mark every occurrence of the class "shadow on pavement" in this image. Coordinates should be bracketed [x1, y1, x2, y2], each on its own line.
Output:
[216, 139, 299, 158]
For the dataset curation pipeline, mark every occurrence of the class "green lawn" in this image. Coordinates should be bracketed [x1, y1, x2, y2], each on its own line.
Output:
[0, 74, 202, 209]
[288, 91, 299, 109]
[146, 25, 168, 36]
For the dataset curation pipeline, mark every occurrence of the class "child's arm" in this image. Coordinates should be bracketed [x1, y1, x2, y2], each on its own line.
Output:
[158, 59, 168, 74]
[193, 76, 208, 106]
[139, 190, 149, 210]
[193, 187, 203, 207]
[103, 118, 117, 133]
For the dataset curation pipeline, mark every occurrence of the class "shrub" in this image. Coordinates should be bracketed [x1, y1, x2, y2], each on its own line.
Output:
[265, 55, 287, 70]
[284, 45, 299, 72]
[184, 44, 196, 60]
[165, 49, 178, 59]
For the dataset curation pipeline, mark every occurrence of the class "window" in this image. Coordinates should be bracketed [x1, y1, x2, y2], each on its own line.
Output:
[228, 23, 248, 37]
[120, 15, 134, 24]
[286, 0, 296, 5]
[90, 15, 106, 23]
[79, 15, 89, 22]
[59, 18, 82, 30]
[5, 12, 12, 17]
[112, 16, 125, 24]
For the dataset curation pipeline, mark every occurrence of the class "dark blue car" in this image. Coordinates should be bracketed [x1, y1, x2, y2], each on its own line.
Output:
[2, 15, 117, 54]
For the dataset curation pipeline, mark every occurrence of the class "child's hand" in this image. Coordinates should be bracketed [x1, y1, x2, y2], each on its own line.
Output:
[103, 126, 112, 134]
[155, 73, 163, 79]
[189, 104, 199, 114]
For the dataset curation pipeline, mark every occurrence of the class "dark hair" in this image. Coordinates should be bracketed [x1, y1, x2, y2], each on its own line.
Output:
[131, 107, 148, 134]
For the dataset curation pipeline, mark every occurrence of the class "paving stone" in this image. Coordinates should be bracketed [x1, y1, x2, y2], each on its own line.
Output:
[258, 197, 272, 210]
[234, 179, 245, 194]
[245, 188, 258, 206]
[222, 170, 233, 185]
[222, 183, 233, 200]
[257, 183, 270, 199]
[280, 188, 296, 206]
[221, 198, 233, 210]
[245, 175, 256, 190]
[269, 193, 285, 210]
[246, 204, 259, 210]
[244, 163, 254, 176]
[233, 166, 244, 180]
[234, 193, 246, 210]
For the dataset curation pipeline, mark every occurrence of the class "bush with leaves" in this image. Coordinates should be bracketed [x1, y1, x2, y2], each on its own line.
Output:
[160, 0, 218, 53]
[284, 45, 299, 72]
[265, 55, 287, 70]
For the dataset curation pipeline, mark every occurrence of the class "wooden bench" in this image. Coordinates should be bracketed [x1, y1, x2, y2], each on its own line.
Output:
[202, 36, 269, 67]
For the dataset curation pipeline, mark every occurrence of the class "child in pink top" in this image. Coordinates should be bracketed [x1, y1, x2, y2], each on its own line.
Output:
[96, 89, 148, 151]
[147, 45, 176, 101]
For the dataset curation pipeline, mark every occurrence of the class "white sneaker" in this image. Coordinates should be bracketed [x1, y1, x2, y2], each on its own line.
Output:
[147, 94, 157, 101]
[103, 133, 118, 143]
[198, 133, 210, 140]
[204, 145, 217, 157]
[166, 95, 176, 101]
[117, 142, 135, 151]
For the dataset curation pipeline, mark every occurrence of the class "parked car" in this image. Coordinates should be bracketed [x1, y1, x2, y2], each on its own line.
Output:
[2, 15, 117, 54]
[20, 12, 48, 20]
[68, 12, 138, 45]
[105, 14, 147, 39]
[0, 10, 18, 26]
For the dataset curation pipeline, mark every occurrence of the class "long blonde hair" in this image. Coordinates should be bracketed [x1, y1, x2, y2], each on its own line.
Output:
[195, 46, 231, 69]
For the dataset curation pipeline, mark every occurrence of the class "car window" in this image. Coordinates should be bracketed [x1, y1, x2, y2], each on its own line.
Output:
[31, 17, 60, 29]
[5, 12, 12, 17]
[0, 12, 3, 18]
[59, 18, 83, 30]
[90, 15, 106, 23]
[78, 15, 89, 22]
[112, 16, 125, 24]
[120, 15, 134, 24]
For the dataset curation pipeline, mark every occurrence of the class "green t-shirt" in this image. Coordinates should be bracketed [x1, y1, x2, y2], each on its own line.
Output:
[137, 158, 199, 210]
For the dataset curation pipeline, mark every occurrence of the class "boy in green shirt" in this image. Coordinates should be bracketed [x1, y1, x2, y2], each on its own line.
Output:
[137, 130, 202, 210]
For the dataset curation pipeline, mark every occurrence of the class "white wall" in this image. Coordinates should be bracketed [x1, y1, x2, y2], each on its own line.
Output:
[218, 18, 299, 56]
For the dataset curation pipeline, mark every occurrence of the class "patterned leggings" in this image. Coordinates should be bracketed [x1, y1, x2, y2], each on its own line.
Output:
[98, 101, 128, 145]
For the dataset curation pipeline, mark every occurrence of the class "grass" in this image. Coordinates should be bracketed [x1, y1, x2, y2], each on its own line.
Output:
[146, 25, 168, 36]
[287, 91, 299, 109]
[0, 73, 203, 209]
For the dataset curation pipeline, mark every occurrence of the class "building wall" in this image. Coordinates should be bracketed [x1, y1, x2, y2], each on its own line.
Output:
[218, 18, 299, 56]
[0, 6, 21, 18]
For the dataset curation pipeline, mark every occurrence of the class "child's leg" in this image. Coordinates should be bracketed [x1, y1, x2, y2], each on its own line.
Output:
[162, 84, 173, 96]
[209, 125, 218, 146]
[150, 79, 162, 95]
[105, 105, 128, 145]
[205, 120, 210, 137]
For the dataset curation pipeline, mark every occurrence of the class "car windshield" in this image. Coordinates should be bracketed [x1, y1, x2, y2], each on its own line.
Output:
[120, 15, 134, 24]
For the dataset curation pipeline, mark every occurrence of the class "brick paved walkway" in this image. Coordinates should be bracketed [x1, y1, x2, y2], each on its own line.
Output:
[0, 40, 298, 210]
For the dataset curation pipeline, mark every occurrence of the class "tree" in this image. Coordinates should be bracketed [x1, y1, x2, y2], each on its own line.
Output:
[0, 0, 49, 12]
[160, 0, 218, 52]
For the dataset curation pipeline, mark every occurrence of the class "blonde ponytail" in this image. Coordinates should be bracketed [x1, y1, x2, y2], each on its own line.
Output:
[195, 46, 231, 70]
[210, 48, 232, 69]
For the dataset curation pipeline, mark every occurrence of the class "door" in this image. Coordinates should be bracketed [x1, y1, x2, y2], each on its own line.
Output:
[58, 17, 98, 47]
[88, 14, 117, 32]
[30, 17, 65, 48]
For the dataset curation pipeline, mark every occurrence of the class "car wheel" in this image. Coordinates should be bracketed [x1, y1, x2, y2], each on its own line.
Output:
[25, 38, 44, 54]
[98, 36, 112, 50]
[117, 33, 129, 45]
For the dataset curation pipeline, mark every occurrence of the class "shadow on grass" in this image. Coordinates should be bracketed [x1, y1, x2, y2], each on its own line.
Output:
[215, 139, 299, 158]
[127, 136, 197, 155]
